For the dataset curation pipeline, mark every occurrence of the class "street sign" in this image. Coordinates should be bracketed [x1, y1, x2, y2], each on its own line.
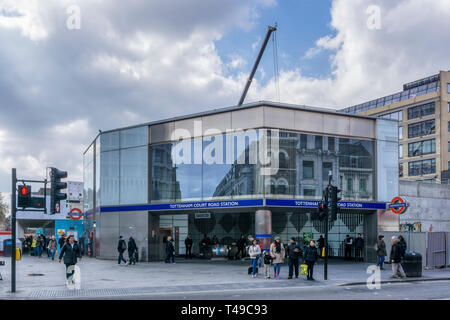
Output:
[69, 208, 83, 220]
[389, 196, 408, 214]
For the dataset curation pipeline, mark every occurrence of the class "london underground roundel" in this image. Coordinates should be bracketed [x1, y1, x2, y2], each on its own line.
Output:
[389, 196, 408, 214]
[69, 208, 83, 220]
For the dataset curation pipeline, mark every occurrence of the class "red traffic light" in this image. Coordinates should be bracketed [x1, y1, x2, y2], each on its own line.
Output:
[21, 187, 28, 195]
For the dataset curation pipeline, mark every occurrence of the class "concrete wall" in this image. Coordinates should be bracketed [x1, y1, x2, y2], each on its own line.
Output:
[399, 180, 450, 232]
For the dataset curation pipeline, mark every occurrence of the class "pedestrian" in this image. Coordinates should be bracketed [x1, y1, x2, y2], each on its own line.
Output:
[165, 235, 175, 264]
[257, 240, 263, 267]
[354, 233, 364, 262]
[398, 235, 407, 258]
[200, 234, 210, 259]
[344, 235, 353, 260]
[303, 239, 318, 280]
[263, 251, 273, 279]
[47, 236, 57, 261]
[287, 237, 302, 279]
[389, 236, 406, 279]
[128, 236, 138, 265]
[185, 235, 193, 259]
[248, 239, 261, 278]
[58, 235, 82, 286]
[117, 235, 128, 265]
[318, 235, 325, 258]
[212, 235, 219, 246]
[236, 234, 247, 260]
[58, 234, 66, 252]
[270, 236, 285, 279]
[45, 235, 51, 258]
[376, 235, 387, 270]
[31, 235, 38, 257]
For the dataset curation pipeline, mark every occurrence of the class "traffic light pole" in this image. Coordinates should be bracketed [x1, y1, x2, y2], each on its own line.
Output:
[324, 173, 333, 281]
[11, 168, 16, 293]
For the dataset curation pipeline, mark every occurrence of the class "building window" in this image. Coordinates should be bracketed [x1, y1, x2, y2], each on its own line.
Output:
[448, 162, 450, 171]
[408, 139, 436, 157]
[448, 142, 450, 152]
[408, 159, 436, 176]
[408, 119, 435, 138]
[300, 134, 307, 149]
[407, 102, 435, 120]
[399, 163, 403, 177]
[322, 162, 332, 180]
[448, 122, 450, 132]
[399, 145, 403, 158]
[304, 189, 316, 197]
[315, 136, 323, 150]
[448, 102, 450, 112]
[359, 179, 367, 192]
[328, 137, 335, 151]
[303, 161, 314, 179]
[399, 127, 403, 140]
[381, 110, 402, 121]
[447, 83, 450, 93]
[347, 178, 353, 192]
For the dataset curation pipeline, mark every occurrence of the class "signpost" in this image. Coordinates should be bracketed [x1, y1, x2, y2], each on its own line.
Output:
[389, 196, 408, 214]
[69, 208, 83, 220]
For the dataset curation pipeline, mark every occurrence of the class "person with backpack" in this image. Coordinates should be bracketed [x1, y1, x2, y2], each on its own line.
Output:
[270, 236, 285, 279]
[303, 239, 318, 280]
[390, 236, 406, 279]
[248, 239, 261, 278]
[117, 236, 128, 265]
[128, 236, 138, 265]
[287, 237, 302, 279]
[47, 236, 57, 261]
[398, 235, 407, 258]
[165, 235, 176, 264]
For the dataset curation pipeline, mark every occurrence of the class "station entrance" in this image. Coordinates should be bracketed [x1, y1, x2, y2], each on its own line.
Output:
[147, 208, 377, 262]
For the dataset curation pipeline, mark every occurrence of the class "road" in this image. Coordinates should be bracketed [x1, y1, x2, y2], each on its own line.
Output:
[109, 280, 450, 300]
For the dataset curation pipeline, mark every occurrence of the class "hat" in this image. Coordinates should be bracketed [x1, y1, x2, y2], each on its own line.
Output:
[290, 237, 296, 241]
[275, 236, 281, 240]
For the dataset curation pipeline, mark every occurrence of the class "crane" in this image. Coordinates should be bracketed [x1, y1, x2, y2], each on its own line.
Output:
[238, 25, 277, 106]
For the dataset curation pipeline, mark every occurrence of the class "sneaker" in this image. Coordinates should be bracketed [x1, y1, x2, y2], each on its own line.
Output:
[390, 275, 399, 279]
[274, 273, 277, 278]
[288, 276, 292, 279]
[252, 274, 254, 278]
[173, 262, 176, 264]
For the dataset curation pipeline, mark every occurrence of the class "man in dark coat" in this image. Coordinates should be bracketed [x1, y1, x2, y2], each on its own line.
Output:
[344, 235, 353, 260]
[398, 235, 407, 258]
[58, 234, 66, 252]
[117, 236, 128, 265]
[318, 235, 325, 258]
[390, 237, 406, 278]
[354, 233, 364, 262]
[287, 237, 302, 279]
[58, 235, 82, 284]
[128, 237, 138, 265]
[165, 235, 175, 264]
[185, 235, 193, 259]
[235, 234, 247, 260]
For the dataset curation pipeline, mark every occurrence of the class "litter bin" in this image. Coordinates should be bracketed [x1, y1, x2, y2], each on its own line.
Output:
[401, 251, 422, 277]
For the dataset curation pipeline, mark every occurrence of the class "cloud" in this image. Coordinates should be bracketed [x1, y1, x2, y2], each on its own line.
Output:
[0, 0, 450, 194]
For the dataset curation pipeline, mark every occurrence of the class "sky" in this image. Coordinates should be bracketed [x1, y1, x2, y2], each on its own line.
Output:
[1, 0, 450, 201]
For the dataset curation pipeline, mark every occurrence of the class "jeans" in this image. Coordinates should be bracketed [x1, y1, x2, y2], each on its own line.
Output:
[355, 247, 363, 261]
[251, 258, 258, 275]
[273, 263, 281, 276]
[377, 255, 385, 267]
[33, 247, 39, 257]
[50, 249, 56, 260]
[118, 251, 127, 264]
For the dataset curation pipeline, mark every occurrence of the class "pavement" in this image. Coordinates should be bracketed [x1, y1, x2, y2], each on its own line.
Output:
[1, 255, 449, 299]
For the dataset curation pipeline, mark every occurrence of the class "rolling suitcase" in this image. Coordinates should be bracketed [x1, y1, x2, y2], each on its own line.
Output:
[248, 266, 258, 274]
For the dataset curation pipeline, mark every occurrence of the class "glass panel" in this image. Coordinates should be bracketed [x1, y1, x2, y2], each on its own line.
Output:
[100, 150, 119, 205]
[120, 126, 148, 149]
[83, 144, 94, 212]
[120, 146, 148, 204]
[100, 131, 119, 152]
[303, 161, 314, 179]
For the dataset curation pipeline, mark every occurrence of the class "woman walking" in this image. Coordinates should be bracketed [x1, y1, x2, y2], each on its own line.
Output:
[303, 239, 318, 280]
[270, 236, 285, 279]
[248, 239, 261, 278]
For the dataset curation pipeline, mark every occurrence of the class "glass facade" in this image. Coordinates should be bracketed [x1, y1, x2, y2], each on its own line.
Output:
[83, 143, 94, 213]
[149, 129, 375, 203]
[407, 102, 435, 120]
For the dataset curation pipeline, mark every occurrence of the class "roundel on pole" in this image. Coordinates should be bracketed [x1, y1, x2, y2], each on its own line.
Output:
[69, 208, 83, 220]
[389, 196, 408, 214]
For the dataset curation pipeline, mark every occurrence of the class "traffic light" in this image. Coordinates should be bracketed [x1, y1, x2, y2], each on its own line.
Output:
[330, 185, 342, 221]
[50, 167, 67, 214]
[17, 185, 31, 207]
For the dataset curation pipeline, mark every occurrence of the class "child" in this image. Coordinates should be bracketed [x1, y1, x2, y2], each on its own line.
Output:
[263, 250, 273, 279]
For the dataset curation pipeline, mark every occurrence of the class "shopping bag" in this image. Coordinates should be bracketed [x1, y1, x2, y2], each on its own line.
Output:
[301, 264, 308, 276]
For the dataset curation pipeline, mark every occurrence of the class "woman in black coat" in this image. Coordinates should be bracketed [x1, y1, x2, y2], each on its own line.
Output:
[128, 237, 138, 265]
[303, 239, 318, 280]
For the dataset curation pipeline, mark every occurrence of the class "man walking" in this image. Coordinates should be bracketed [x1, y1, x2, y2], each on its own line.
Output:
[48, 236, 57, 261]
[287, 237, 302, 279]
[165, 235, 175, 264]
[117, 236, 128, 265]
[58, 235, 82, 287]
[390, 236, 406, 278]
[354, 233, 364, 262]
[376, 235, 387, 270]
[185, 235, 193, 259]
[128, 236, 138, 265]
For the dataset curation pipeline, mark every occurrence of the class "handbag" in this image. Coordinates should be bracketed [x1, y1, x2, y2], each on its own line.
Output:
[301, 264, 308, 276]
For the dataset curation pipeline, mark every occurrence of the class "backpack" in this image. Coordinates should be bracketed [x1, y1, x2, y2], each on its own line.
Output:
[120, 240, 126, 251]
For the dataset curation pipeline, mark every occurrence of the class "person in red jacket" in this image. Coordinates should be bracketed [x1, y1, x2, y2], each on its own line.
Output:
[257, 240, 263, 267]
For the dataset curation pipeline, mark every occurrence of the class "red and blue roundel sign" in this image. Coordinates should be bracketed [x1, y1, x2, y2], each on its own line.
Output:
[389, 197, 408, 214]
[69, 208, 83, 220]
